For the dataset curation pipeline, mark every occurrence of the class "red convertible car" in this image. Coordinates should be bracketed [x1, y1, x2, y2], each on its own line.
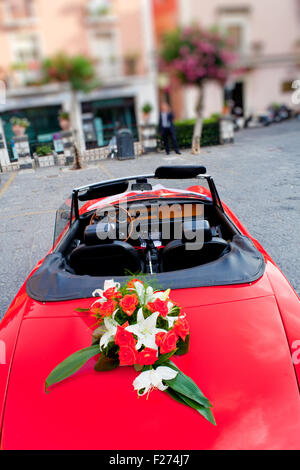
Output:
[1, 165, 300, 450]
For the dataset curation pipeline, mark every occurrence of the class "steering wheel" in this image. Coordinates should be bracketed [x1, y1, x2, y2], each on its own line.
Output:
[90, 206, 134, 243]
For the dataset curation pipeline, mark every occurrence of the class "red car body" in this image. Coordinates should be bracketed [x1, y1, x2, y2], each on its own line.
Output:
[1, 178, 300, 450]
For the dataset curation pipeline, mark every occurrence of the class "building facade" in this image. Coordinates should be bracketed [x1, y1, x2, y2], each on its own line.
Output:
[0, 0, 158, 161]
[154, 0, 300, 120]
[0, 0, 299, 165]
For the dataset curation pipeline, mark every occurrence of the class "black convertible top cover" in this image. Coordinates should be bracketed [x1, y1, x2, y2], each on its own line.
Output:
[26, 235, 265, 302]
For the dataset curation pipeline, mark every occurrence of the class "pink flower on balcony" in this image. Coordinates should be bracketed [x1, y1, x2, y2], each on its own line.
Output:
[219, 50, 236, 65]
[179, 46, 190, 57]
[197, 41, 216, 55]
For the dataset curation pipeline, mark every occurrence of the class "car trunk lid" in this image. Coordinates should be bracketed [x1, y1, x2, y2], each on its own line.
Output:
[2, 281, 300, 450]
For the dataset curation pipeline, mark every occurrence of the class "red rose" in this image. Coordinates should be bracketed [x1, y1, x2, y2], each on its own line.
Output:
[98, 299, 117, 317]
[174, 316, 190, 342]
[119, 345, 138, 366]
[120, 294, 139, 316]
[115, 325, 136, 348]
[138, 348, 158, 366]
[147, 298, 169, 317]
[127, 279, 143, 289]
[159, 329, 178, 354]
[155, 331, 166, 347]
[103, 287, 116, 299]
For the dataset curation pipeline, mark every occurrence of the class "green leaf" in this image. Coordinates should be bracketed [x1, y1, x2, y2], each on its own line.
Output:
[155, 350, 177, 366]
[166, 387, 216, 425]
[165, 361, 211, 409]
[169, 306, 181, 316]
[74, 308, 90, 313]
[45, 345, 99, 392]
[165, 387, 188, 406]
[178, 393, 216, 426]
[176, 335, 190, 356]
[94, 355, 119, 372]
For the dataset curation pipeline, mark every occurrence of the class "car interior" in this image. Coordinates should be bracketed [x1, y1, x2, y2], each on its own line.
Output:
[58, 196, 236, 277]
[27, 169, 265, 301]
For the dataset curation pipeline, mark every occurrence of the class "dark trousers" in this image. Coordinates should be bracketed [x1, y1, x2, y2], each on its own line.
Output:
[161, 127, 179, 154]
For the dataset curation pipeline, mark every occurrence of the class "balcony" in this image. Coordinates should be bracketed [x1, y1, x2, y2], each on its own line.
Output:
[2, 0, 38, 29]
[9, 61, 42, 89]
[96, 58, 122, 82]
[96, 55, 142, 83]
[85, 2, 117, 25]
[2, 16, 38, 29]
[233, 52, 300, 70]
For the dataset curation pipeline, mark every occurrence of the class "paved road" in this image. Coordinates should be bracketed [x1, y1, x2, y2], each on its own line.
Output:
[0, 120, 299, 318]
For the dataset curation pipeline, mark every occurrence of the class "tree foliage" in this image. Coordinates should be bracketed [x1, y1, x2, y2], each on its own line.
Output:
[42, 53, 98, 92]
[161, 26, 236, 85]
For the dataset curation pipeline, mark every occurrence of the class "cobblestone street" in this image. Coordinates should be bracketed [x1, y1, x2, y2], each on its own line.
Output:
[0, 120, 299, 319]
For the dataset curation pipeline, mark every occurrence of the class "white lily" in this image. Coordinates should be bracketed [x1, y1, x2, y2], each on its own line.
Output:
[92, 280, 121, 300]
[166, 315, 179, 328]
[150, 289, 171, 302]
[144, 286, 155, 305]
[133, 367, 178, 396]
[132, 281, 146, 304]
[126, 309, 167, 351]
[129, 282, 154, 307]
[99, 316, 119, 350]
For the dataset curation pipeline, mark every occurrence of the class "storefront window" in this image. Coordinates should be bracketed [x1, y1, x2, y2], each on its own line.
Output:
[2, 105, 61, 161]
[81, 97, 138, 150]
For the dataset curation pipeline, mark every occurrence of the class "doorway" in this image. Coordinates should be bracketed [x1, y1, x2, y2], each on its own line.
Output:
[230, 81, 245, 117]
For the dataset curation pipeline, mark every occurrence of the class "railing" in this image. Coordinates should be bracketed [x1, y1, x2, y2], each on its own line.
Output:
[96, 56, 142, 80]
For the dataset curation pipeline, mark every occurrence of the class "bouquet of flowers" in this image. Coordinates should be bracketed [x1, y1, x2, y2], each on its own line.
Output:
[45, 279, 215, 425]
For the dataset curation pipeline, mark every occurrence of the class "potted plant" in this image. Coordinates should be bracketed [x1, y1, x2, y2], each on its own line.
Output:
[59, 111, 71, 131]
[142, 103, 153, 123]
[10, 117, 30, 137]
[36, 144, 55, 167]
[222, 101, 230, 116]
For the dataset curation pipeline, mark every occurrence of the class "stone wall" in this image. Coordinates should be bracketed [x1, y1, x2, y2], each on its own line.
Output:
[0, 142, 143, 172]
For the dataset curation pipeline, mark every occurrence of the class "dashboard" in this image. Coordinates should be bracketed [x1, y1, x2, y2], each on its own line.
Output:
[89, 201, 208, 245]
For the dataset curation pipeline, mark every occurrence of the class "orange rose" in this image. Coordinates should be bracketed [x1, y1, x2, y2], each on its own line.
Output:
[90, 304, 101, 316]
[103, 287, 122, 300]
[127, 279, 143, 289]
[120, 294, 139, 316]
[98, 299, 117, 317]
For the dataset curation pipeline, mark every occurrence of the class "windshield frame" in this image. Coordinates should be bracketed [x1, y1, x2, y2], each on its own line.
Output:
[71, 172, 224, 226]
[53, 196, 74, 247]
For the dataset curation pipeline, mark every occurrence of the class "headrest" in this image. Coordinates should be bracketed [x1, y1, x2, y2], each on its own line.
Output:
[182, 219, 212, 243]
[84, 223, 116, 246]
